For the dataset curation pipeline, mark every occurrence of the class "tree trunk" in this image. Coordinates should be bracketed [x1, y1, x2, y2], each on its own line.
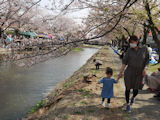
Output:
[122, 35, 126, 46]
[145, 0, 160, 62]
[142, 23, 149, 45]
[0, 28, 2, 38]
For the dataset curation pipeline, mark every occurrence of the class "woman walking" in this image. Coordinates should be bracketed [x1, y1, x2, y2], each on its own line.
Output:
[118, 35, 149, 112]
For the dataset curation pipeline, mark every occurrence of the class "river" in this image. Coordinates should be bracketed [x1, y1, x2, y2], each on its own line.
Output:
[0, 47, 99, 120]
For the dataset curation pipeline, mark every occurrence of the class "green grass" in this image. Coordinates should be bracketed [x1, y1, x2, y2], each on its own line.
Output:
[78, 89, 91, 97]
[0, 55, 3, 62]
[72, 102, 77, 107]
[87, 106, 96, 113]
[148, 63, 160, 73]
[96, 53, 102, 57]
[63, 114, 71, 119]
[63, 80, 76, 89]
[91, 69, 101, 74]
[72, 47, 83, 51]
[88, 109, 95, 113]
[74, 110, 84, 115]
[83, 44, 100, 48]
[29, 99, 46, 114]
[80, 101, 88, 105]
[52, 92, 58, 98]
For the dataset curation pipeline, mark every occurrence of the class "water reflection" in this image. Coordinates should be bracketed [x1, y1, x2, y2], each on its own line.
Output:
[0, 48, 99, 120]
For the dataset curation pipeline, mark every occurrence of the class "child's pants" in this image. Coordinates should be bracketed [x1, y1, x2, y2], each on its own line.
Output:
[102, 98, 111, 103]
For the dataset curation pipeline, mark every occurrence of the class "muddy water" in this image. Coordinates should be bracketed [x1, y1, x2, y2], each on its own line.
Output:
[0, 48, 99, 120]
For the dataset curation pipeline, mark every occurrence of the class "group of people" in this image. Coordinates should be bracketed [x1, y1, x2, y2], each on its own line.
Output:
[97, 35, 159, 113]
[0, 36, 55, 50]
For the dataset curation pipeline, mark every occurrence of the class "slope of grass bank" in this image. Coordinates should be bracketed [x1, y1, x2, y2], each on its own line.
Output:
[26, 46, 160, 120]
[26, 46, 126, 120]
[72, 47, 83, 51]
[83, 44, 101, 48]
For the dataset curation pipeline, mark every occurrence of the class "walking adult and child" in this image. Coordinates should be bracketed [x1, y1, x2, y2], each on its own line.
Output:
[98, 35, 150, 112]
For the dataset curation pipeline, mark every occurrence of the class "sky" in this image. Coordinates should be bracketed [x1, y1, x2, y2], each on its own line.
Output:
[40, 0, 89, 24]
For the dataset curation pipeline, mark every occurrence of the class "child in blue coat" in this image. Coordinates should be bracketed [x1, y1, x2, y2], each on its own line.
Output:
[98, 67, 119, 108]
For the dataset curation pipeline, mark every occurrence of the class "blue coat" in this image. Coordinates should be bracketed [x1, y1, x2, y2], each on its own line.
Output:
[99, 77, 117, 98]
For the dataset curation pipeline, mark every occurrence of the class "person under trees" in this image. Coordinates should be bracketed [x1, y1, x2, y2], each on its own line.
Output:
[120, 39, 129, 59]
[93, 59, 103, 70]
[118, 35, 149, 112]
[145, 68, 160, 100]
[147, 44, 152, 56]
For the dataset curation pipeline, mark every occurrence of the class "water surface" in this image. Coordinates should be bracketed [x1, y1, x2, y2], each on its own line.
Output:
[0, 48, 99, 120]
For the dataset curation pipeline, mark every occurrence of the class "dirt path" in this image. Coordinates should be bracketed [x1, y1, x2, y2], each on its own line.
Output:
[26, 46, 160, 120]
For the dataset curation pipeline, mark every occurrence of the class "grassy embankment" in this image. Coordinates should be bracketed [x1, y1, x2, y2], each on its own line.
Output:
[72, 44, 101, 52]
[83, 44, 101, 48]
[27, 44, 99, 114]
[26, 46, 126, 120]
[72, 47, 83, 51]
[148, 63, 160, 73]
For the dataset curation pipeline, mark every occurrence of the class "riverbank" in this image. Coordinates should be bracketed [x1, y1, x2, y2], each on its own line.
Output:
[0, 47, 99, 120]
[25, 46, 125, 120]
[0, 45, 71, 67]
[25, 46, 160, 120]
[0, 44, 100, 68]
[13, 44, 73, 67]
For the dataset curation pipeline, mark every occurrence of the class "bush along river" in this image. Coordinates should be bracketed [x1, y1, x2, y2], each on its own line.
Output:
[0, 47, 99, 120]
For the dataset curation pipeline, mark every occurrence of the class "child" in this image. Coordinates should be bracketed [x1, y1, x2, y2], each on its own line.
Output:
[98, 67, 118, 108]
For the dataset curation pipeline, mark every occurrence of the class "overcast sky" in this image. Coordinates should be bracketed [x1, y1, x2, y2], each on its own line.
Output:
[40, 0, 89, 24]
